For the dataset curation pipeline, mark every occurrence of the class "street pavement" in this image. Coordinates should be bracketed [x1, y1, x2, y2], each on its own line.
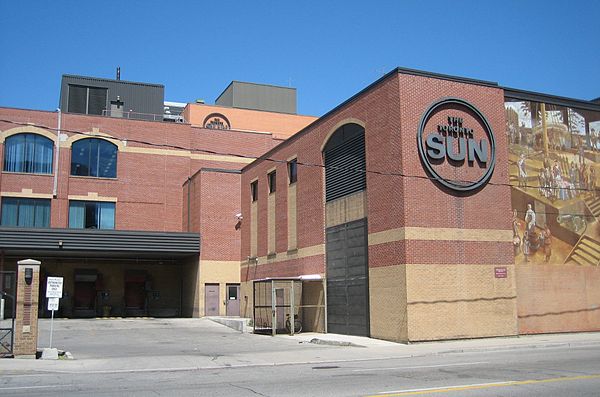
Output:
[1, 318, 600, 396]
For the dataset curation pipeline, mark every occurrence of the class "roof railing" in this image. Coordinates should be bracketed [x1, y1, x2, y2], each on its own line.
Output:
[102, 109, 185, 123]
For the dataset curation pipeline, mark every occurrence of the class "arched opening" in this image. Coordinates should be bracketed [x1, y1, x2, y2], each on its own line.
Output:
[322, 123, 369, 337]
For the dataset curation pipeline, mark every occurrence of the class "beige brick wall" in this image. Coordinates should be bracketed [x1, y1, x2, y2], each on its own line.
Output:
[268, 194, 276, 254]
[325, 190, 366, 228]
[369, 265, 408, 342]
[287, 184, 297, 250]
[251, 201, 258, 257]
[198, 260, 241, 316]
[240, 281, 253, 319]
[406, 264, 518, 341]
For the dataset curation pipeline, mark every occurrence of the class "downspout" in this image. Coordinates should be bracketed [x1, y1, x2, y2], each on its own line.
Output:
[52, 108, 61, 198]
[186, 177, 191, 231]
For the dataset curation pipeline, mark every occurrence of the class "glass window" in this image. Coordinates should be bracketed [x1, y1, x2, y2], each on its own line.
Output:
[268, 171, 276, 193]
[3, 133, 54, 174]
[288, 159, 297, 184]
[251, 181, 258, 202]
[69, 201, 115, 229]
[1, 197, 50, 227]
[71, 138, 117, 178]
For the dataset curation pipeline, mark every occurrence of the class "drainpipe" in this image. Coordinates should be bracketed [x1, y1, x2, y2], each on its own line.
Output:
[52, 108, 61, 198]
[186, 177, 191, 231]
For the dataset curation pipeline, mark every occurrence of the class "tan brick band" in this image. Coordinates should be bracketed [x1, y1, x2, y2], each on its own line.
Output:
[242, 244, 325, 268]
[368, 227, 513, 246]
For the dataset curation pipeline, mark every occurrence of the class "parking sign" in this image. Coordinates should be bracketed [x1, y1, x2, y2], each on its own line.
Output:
[46, 277, 64, 298]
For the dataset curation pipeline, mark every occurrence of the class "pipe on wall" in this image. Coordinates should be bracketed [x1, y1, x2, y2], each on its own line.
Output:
[52, 108, 61, 198]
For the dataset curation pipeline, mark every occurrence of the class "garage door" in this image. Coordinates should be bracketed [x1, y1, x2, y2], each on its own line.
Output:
[326, 218, 369, 336]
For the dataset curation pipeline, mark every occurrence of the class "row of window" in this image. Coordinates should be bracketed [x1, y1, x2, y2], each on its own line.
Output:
[3, 133, 118, 178]
[249, 123, 366, 203]
[251, 159, 297, 202]
[0, 197, 115, 229]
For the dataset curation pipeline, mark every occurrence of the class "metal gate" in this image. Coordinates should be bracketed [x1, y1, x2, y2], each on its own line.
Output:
[0, 271, 16, 357]
[326, 218, 369, 336]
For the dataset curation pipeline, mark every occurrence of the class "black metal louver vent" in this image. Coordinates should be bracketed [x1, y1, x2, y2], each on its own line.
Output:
[324, 132, 366, 202]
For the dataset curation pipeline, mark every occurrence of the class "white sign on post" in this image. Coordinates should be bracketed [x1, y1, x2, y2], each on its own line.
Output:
[47, 297, 59, 311]
[45, 276, 63, 350]
[46, 277, 64, 298]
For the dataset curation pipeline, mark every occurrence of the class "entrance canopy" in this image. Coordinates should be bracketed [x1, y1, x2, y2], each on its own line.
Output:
[0, 228, 200, 259]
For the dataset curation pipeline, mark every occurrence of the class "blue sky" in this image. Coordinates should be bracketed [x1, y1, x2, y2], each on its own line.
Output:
[0, 0, 598, 116]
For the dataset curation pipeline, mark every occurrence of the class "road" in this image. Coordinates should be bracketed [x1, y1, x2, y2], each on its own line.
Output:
[2, 344, 600, 396]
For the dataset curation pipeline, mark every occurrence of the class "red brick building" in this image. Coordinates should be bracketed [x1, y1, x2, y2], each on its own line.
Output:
[240, 68, 600, 342]
[2, 68, 600, 343]
[0, 77, 315, 319]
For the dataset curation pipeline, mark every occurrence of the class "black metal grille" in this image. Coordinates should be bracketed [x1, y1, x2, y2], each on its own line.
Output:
[326, 219, 369, 336]
[324, 130, 366, 202]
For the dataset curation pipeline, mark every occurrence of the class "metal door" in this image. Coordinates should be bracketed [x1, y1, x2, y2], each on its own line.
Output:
[326, 218, 369, 336]
[0, 271, 16, 357]
[204, 284, 220, 316]
[225, 284, 240, 316]
[275, 288, 285, 330]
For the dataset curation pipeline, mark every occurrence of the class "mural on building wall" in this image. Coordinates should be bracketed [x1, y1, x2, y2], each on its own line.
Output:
[506, 99, 600, 266]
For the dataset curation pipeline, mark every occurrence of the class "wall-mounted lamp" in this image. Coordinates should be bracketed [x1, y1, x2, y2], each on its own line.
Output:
[58, 240, 63, 248]
[24, 268, 33, 285]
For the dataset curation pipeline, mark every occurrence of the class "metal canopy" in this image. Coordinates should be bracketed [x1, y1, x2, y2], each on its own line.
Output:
[0, 228, 200, 259]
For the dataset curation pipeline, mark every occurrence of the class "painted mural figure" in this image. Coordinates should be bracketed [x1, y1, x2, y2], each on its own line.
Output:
[512, 209, 521, 255]
[523, 230, 531, 262]
[525, 204, 536, 233]
[541, 225, 552, 263]
[518, 154, 528, 187]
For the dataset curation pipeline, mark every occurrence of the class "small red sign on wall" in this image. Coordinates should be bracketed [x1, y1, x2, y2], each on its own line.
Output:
[495, 267, 508, 278]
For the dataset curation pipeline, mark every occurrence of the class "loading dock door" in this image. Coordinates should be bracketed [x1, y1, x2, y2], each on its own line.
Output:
[326, 218, 369, 336]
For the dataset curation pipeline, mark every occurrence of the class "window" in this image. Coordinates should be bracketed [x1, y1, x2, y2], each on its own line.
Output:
[3, 133, 54, 174]
[288, 159, 297, 184]
[68, 85, 108, 115]
[69, 201, 115, 229]
[1, 197, 50, 227]
[251, 181, 258, 202]
[268, 171, 276, 194]
[71, 138, 118, 178]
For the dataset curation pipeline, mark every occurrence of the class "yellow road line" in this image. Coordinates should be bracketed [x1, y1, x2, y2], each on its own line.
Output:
[369, 374, 600, 396]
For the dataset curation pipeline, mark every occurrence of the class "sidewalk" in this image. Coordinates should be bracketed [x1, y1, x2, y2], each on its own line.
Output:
[2, 319, 600, 374]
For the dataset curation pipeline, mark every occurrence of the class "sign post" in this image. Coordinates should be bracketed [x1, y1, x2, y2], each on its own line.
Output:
[45, 277, 63, 349]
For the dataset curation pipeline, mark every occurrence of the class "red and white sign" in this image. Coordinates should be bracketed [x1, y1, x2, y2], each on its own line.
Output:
[494, 267, 508, 278]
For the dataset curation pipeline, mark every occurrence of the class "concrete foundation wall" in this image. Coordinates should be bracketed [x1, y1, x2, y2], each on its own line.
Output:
[369, 264, 407, 342]
[406, 264, 518, 341]
[517, 265, 600, 334]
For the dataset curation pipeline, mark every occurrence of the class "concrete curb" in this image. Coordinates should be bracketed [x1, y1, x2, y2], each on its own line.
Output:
[207, 317, 251, 333]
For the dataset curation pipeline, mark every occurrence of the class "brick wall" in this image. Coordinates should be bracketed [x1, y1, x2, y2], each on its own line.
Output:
[0, 107, 278, 233]
[241, 70, 517, 341]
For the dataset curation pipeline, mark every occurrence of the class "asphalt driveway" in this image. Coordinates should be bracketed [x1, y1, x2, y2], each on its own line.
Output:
[36, 317, 319, 360]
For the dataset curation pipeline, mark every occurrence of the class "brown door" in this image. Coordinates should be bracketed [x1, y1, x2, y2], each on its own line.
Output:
[225, 284, 240, 316]
[204, 284, 220, 316]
